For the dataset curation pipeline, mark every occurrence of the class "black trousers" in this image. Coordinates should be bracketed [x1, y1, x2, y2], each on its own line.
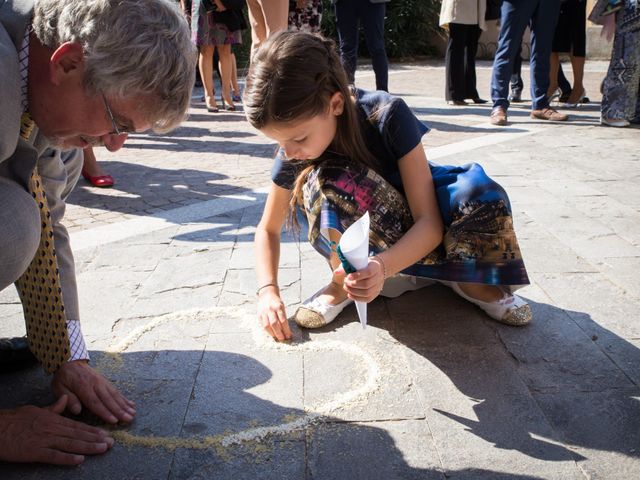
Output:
[444, 23, 481, 101]
[334, 0, 388, 92]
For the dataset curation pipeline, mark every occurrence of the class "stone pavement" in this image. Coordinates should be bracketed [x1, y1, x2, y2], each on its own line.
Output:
[1, 60, 639, 479]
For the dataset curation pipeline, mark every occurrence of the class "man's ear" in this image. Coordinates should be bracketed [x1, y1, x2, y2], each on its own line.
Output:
[329, 91, 345, 116]
[49, 42, 84, 86]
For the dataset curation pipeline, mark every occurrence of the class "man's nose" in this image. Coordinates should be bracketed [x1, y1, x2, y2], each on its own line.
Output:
[102, 133, 128, 152]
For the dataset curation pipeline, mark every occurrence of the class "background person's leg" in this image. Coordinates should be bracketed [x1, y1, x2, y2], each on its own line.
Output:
[246, 0, 267, 54]
[557, 63, 572, 100]
[509, 43, 524, 101]
[491, 0, 535, 110]
[566, 55, 586, 104]
[445, 24, 469, 102]
[334, 0, 359, 85]
[260, 0, 289, 38]
[529, 0, 561, 110]
[217, 44, 235, 110]
[464, 24, 482, 101]
[359, 0, 389, 92]
[198, 45, 218, 111]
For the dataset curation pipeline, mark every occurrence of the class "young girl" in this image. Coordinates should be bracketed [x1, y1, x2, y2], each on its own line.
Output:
[244, 31, 531, 342]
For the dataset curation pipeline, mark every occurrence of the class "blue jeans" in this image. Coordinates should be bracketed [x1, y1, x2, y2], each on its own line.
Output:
[334, 0, 388, 92]
[491, 0, 560, 111]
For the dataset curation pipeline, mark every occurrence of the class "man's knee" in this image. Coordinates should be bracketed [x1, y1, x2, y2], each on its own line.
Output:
[0, 179, 40, 291]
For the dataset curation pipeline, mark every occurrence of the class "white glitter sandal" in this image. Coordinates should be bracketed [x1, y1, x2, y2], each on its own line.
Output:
[293, 289, 354, 329]
[450, 282, 532, 326]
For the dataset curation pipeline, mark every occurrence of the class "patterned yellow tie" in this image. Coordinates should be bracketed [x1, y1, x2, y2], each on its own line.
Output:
[14, 112, 70, 373]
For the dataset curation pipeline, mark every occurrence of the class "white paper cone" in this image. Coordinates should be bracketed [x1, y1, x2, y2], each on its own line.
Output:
[339, 212, 370, 328]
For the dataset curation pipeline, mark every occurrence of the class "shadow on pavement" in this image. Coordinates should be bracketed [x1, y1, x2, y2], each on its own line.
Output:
[122, 126, 274, 155]
[69, 161, 262, 216]
[0, 349, 546, 480]
[379, 284, 640, 465]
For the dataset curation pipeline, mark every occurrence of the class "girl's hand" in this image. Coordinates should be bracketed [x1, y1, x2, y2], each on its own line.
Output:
[257, 290, 292, 341]
[214, 0, 226, 11]
[337, 257, 386, 303]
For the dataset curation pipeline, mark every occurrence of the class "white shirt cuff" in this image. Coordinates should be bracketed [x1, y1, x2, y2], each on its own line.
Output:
[66, 320, 90, 362]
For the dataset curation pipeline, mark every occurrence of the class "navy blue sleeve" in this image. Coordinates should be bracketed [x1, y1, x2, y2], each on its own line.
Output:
[270, 148, 298, 190]
[383, 97, 429, 160]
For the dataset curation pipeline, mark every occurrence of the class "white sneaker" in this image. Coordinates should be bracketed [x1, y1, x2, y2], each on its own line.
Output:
[380, 275, 435, 298]
[293, 289, 354, 329]
[450, 282, 532, 326]
[601, 116, 630, 128]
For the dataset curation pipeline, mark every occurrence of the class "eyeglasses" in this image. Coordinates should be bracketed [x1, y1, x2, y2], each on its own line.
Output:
[102, 94, 132, 136]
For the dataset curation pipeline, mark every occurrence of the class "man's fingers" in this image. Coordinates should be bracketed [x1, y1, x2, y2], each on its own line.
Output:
[80, 390, 118, 424]
[50, 435, 111, 456]
[96, 385, 134, 423]
[47, 395, 68, 414]
[54, 421, 112, 444]
[110, 387, 136, 417]
[59, 387, 83, 415]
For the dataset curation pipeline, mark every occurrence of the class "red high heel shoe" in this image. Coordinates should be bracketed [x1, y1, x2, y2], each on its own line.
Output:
[82, 168, 114, 187]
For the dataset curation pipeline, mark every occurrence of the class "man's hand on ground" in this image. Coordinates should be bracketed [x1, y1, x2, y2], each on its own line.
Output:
[0, 395, 114, 465]
[52, 360, 136, 424]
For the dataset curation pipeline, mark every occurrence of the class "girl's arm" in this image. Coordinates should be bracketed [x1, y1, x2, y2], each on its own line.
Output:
[343, 143, 444, 302]
[255, 183, 293, 340]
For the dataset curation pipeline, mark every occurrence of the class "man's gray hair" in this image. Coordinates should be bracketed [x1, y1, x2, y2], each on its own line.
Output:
[33, 0, 196, 133]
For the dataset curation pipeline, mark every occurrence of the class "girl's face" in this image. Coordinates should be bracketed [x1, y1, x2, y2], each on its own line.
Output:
[261, 92, 344, 161]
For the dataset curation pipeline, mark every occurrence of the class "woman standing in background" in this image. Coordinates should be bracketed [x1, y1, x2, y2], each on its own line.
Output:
[439, 0, 488, 105]
[590, 0, 639, 127]
[547, 0, 588, 108]
[187, 0, 245, 112]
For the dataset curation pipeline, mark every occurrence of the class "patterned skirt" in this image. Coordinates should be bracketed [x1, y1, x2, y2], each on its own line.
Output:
[288, 0, 323, 33]
[191, 0, 242, 46]
[300, 159, 530, 291]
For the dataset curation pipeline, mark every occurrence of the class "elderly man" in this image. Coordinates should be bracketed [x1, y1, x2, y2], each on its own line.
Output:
[0, 0, 195, 465]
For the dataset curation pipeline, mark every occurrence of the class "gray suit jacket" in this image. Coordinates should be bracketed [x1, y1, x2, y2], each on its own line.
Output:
[0, 0, 82, 321]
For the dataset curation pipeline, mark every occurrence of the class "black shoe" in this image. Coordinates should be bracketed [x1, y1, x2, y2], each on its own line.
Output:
[559, 91, 570, 103]
[0, 337, 37, 373]
[471, 98, 488, 104]
[447, 99, 468, 106]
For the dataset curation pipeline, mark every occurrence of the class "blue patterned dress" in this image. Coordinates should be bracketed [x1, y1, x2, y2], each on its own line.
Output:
[272, 89, 530, 291]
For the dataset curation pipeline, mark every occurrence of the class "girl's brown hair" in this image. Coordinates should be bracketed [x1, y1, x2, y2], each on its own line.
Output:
[243, 31, 379, 227]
